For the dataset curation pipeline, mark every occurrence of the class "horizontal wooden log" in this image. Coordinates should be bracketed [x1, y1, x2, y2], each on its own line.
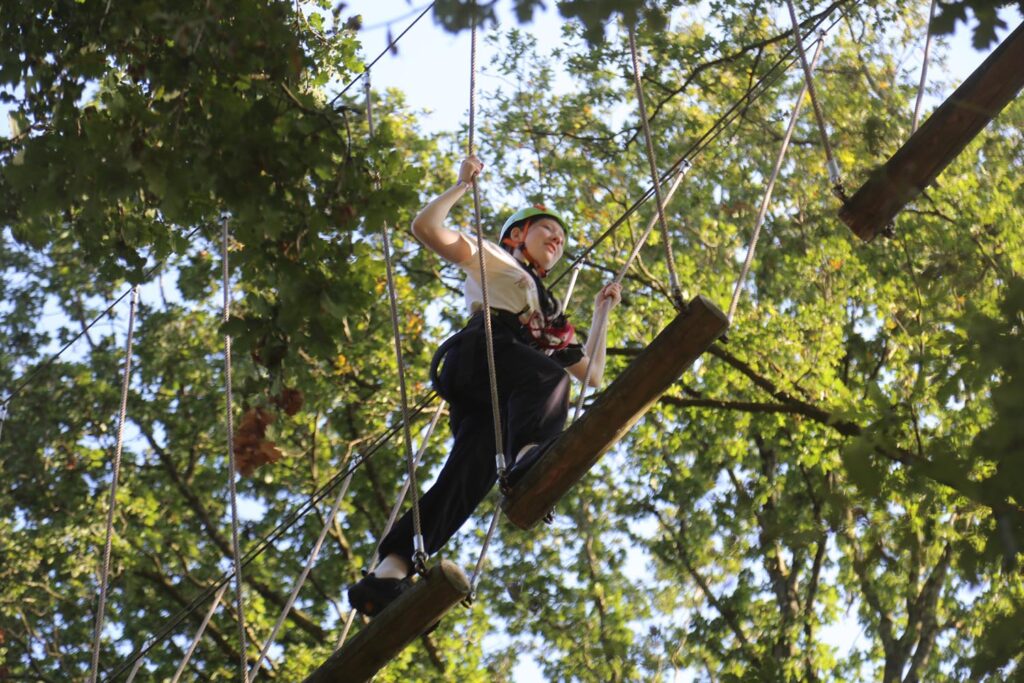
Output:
[838, 20, 1024, 241]
[302, 560, 469, 683]
[501, 295, 729, 530]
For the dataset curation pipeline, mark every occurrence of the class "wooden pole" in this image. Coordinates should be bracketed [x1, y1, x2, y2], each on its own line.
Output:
[303, 561, 469, 683]
[502, 296, 729, 530]
[838, 20, 1024, 241]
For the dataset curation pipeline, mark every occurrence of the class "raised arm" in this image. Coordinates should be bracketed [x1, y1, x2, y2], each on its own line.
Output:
[410, 156, 483, 265]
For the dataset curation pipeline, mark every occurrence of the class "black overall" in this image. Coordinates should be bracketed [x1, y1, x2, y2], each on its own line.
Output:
[378, 283, 581, 565]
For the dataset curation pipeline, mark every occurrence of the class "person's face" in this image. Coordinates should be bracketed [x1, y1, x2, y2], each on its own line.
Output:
[512, 217, 565, 271]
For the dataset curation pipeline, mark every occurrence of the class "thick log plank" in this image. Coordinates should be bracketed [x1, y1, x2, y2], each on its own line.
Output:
[501, 295, 729, 530]
[838, 20, 1024, 241]
[303, 560, 469, 683]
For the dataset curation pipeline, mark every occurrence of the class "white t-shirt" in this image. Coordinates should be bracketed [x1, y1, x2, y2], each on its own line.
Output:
[454, 233, 542, 318]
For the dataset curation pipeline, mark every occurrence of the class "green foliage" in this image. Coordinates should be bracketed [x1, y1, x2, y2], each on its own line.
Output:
[2, 0, 1024, 681]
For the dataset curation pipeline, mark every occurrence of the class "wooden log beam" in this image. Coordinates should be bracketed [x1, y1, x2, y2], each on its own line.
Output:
[502, 295, 729, 530]
[302, 560, 469, 683]
[838, 20, 1024, 241]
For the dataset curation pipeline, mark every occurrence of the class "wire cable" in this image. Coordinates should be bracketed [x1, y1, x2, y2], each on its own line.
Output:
[784, 0, 844, 197]
[912, 0, 938, 134]
[727, 38, 825, 322]
[88, 285, 140, 683]
[102, 392, 439, 681]
[628, 24, 686, 310]
[221, 217, 249, 683]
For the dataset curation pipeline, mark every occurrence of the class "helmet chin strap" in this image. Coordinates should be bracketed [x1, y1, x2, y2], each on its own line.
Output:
[500, 221, 549, 277]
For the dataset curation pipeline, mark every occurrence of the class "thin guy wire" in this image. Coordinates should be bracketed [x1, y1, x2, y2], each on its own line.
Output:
[728, 38, 824, 322]
[124, 658, 144, 683]
[336, 402, 445, 649]
[628, 24, 685, 309]
[102, 389, 436, 683]
[170, 583, 230, 683]
[366, 70, 425, 572]
[328, 2, 435, 107]
[912, 0, 938, 133]
[0, 225, 204, 415]
[784, 0, 842, 189]
[221, 217, 249, 683]
[249, 457, 357, 679]
[572, 165, 689, 422]
[103, 392, 440, 681]
[88, 285, 140, 683]
[548, 7, 845, 290]
[467, 504, 502, 598]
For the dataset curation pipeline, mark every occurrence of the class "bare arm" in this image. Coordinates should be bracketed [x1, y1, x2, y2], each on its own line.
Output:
[566, 283, 622, 388]
[410, 156, 483, 265]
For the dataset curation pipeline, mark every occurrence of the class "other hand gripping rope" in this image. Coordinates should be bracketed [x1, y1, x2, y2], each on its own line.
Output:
[88, 285, 139, 683]
[572, 161, 691, 422]
[221, 216, 250, 683]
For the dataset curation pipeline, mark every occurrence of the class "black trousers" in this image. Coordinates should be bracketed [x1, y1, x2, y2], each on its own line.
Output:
[377, 314, 570, 565]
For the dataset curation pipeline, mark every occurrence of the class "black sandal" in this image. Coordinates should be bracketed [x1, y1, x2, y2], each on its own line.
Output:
[347, 574, 412, 617]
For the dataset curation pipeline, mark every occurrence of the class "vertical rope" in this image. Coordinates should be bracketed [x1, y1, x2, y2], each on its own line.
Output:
[912, 0, 938, 134]
[627, 25, 685, 310]
[459, 18, 512, 606]
[467, 23, 506, 479]
[170, 583, 230, 683]
[88, 284, 139, 683]
[728, 39, 825, 322]
[365, 70, 425, 573]
[784, 0, 844, 197]
[0, 400, 7, 443]
[221, 216, 249, 683]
